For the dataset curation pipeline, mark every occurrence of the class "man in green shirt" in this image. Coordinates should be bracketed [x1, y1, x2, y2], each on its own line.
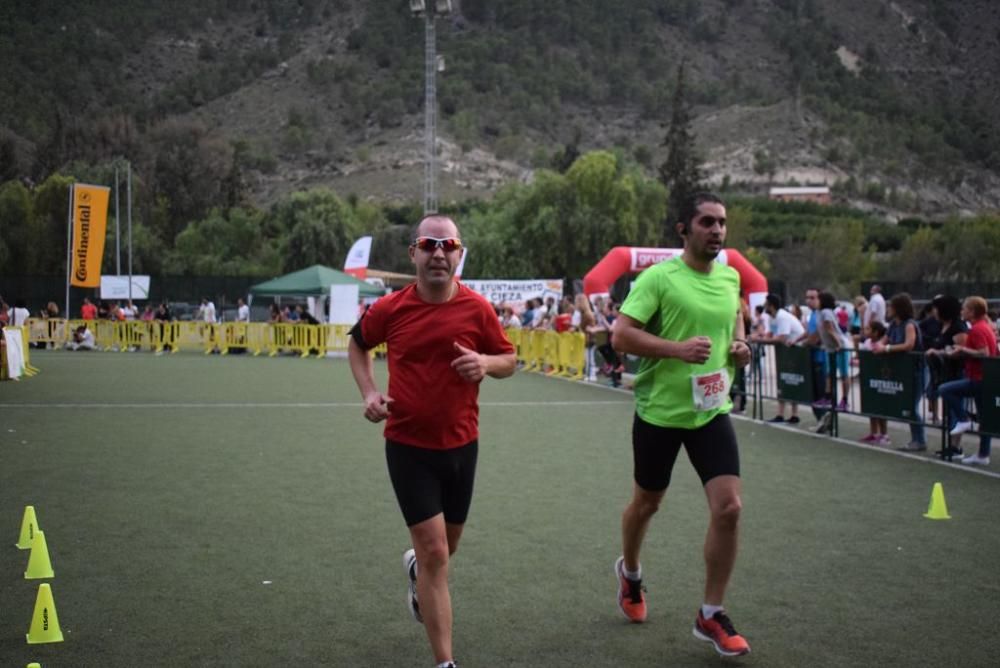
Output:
[611, 192, 752, 657]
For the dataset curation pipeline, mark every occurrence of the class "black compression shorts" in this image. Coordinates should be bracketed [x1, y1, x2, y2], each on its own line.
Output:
[385, 439, 478, 527]
[632, 413, 740, 491]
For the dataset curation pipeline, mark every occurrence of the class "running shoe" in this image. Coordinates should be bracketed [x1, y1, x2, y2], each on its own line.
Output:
[837, 398, 848, 411]
[811, 398, 832, 409]
[402, 548, 422, 623]
[788, 416, 800, 424]
[693, 610, 751, 657]
[766, 416, 785, 423]
[961, 454, 991, 466]
[898, 441, 927, 452]
[875, 434, 892, 446]
[950, 421, 974, 436]
[859, 433, 878, 443]
[614, 557, 647, 623]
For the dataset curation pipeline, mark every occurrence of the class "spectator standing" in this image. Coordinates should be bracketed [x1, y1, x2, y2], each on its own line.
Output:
[850, 296, 866, 342]
[866, 285, 887, 330]
[815, 291, 852, 414]
[871, 293, 925, 450]
[121, 301, 137, 321]
[759, 294, 804, 424]
[237, 298, 250, 323]
[858, 322, 889, 444]
[81, 297, 97, 320]
[199, 297, 217, 324]
[11, 299, 30, 326]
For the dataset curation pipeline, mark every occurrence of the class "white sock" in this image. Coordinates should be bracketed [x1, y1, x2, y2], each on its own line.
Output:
[701, 604, 724, 619]
[623, 564, 641, 581]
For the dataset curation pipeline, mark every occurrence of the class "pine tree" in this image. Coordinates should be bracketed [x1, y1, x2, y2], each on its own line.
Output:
[658, 62, 704, 243]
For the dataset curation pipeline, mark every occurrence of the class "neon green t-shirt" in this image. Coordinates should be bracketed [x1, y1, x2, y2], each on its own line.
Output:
[619, 256, 741, 429]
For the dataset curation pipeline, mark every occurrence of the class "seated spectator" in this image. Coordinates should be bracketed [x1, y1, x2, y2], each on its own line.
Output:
[924, 295, 966, 431]
[66, 325, 96, 351]
[940, 296, 998, 466]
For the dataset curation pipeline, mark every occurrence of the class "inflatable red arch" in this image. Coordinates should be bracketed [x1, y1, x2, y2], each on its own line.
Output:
[583, 247, 768, 310]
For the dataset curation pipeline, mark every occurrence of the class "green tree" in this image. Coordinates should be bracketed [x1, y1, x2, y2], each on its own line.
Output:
[269, 189, 363, 271]
[658, 62, 703, 243]
[164, 207, 280, 276]
[0, 180, 34, 273]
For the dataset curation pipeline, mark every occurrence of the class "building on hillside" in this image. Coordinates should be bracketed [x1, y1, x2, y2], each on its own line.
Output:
[768, 186, 832, 205]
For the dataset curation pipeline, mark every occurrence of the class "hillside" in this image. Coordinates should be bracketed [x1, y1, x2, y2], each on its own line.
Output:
[2, 0, 999, 221]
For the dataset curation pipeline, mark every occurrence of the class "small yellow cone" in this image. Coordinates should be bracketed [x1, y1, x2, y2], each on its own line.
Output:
[16, 505, 40, 549]
[923, 482, 951, 520]
[26, 583, 63, 644]
[28, 663, 42, 667]
[24, 530, 54, 579]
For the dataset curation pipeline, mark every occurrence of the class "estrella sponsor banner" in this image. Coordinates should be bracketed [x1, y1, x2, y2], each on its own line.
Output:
[70, 184, 110, 287]
[461, 279, 563, 306]
[981, 358, 1000, 437]
[343, 236, 373, 279]
[858, 350, 917, 420]
[774, 345, 814, 403]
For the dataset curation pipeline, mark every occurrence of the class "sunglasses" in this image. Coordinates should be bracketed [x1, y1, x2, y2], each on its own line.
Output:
[412, 236, 463, 252]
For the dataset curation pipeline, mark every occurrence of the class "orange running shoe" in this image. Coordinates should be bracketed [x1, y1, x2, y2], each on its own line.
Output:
[614, 557, 647, 623]
[693, 610, 751, 656]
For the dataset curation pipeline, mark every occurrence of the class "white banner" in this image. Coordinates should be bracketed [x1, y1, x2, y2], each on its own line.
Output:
[461, 279, 563, 306]
[344, 236, 373, 278]
[100, 275, 151, 300]
[328, 284, 360, 325]
[3, 327, 25, 380]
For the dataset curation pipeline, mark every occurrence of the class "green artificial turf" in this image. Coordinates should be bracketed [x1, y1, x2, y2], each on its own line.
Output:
[1, 350, 998, 667]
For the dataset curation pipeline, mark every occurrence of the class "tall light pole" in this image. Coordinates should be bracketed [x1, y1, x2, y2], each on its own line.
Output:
[410, 1, 452, 215]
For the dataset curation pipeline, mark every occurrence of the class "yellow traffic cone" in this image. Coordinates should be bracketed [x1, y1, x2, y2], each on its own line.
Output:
[26, 583, 63, 644]
[28, 663, 42, 667]
[24, 530, 54, 579]
[923, 482, 951, 520]
[16, 505, 40, 549]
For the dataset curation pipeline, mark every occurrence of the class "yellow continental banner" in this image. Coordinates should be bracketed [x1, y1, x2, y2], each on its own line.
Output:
[70, 184, 110, 287]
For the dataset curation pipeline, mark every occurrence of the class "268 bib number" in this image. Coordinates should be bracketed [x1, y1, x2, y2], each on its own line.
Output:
[691, 368, 731, 411]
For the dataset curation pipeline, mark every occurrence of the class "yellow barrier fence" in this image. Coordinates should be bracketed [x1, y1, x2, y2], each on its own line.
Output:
[23, 320, 576, 375]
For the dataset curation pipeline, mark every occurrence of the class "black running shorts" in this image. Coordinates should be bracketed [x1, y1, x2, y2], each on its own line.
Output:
[385, 439, 478, 527]
[632, 413, 740, 491]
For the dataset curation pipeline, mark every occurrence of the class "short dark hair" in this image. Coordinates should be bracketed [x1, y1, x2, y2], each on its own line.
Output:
[765, 294, 782, 310]
[818, 291, 836, 310]
[678, 191, 724, 231]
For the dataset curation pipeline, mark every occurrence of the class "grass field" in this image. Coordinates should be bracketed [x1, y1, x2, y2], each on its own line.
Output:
[2, 350, 999, 667]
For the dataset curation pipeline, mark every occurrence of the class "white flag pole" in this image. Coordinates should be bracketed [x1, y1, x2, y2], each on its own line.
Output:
[64, 183, 74, 318]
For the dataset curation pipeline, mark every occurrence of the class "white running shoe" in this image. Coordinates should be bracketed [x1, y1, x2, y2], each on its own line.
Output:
[950, 421, 974, 436]
[402, 548, 422, 623]
[961, 454, 991, 466]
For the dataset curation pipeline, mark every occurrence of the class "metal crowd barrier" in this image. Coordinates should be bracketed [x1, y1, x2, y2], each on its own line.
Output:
[746, 342, 999, 458]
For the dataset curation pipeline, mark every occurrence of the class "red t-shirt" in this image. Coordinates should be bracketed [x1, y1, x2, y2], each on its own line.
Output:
[358, 282, 515, 449]
[81, 304, 97, 320]
[553, 313, 572, 333]
[965, 318, 998, 381]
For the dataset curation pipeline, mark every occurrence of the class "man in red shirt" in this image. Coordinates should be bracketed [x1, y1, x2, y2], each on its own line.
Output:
[80, 297, 97, 320]
[348, 215, 516, 668]
[940, 296, 998, 465]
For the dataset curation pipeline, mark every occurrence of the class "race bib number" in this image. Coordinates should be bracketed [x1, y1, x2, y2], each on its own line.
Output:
[691, 368, 731, 411]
